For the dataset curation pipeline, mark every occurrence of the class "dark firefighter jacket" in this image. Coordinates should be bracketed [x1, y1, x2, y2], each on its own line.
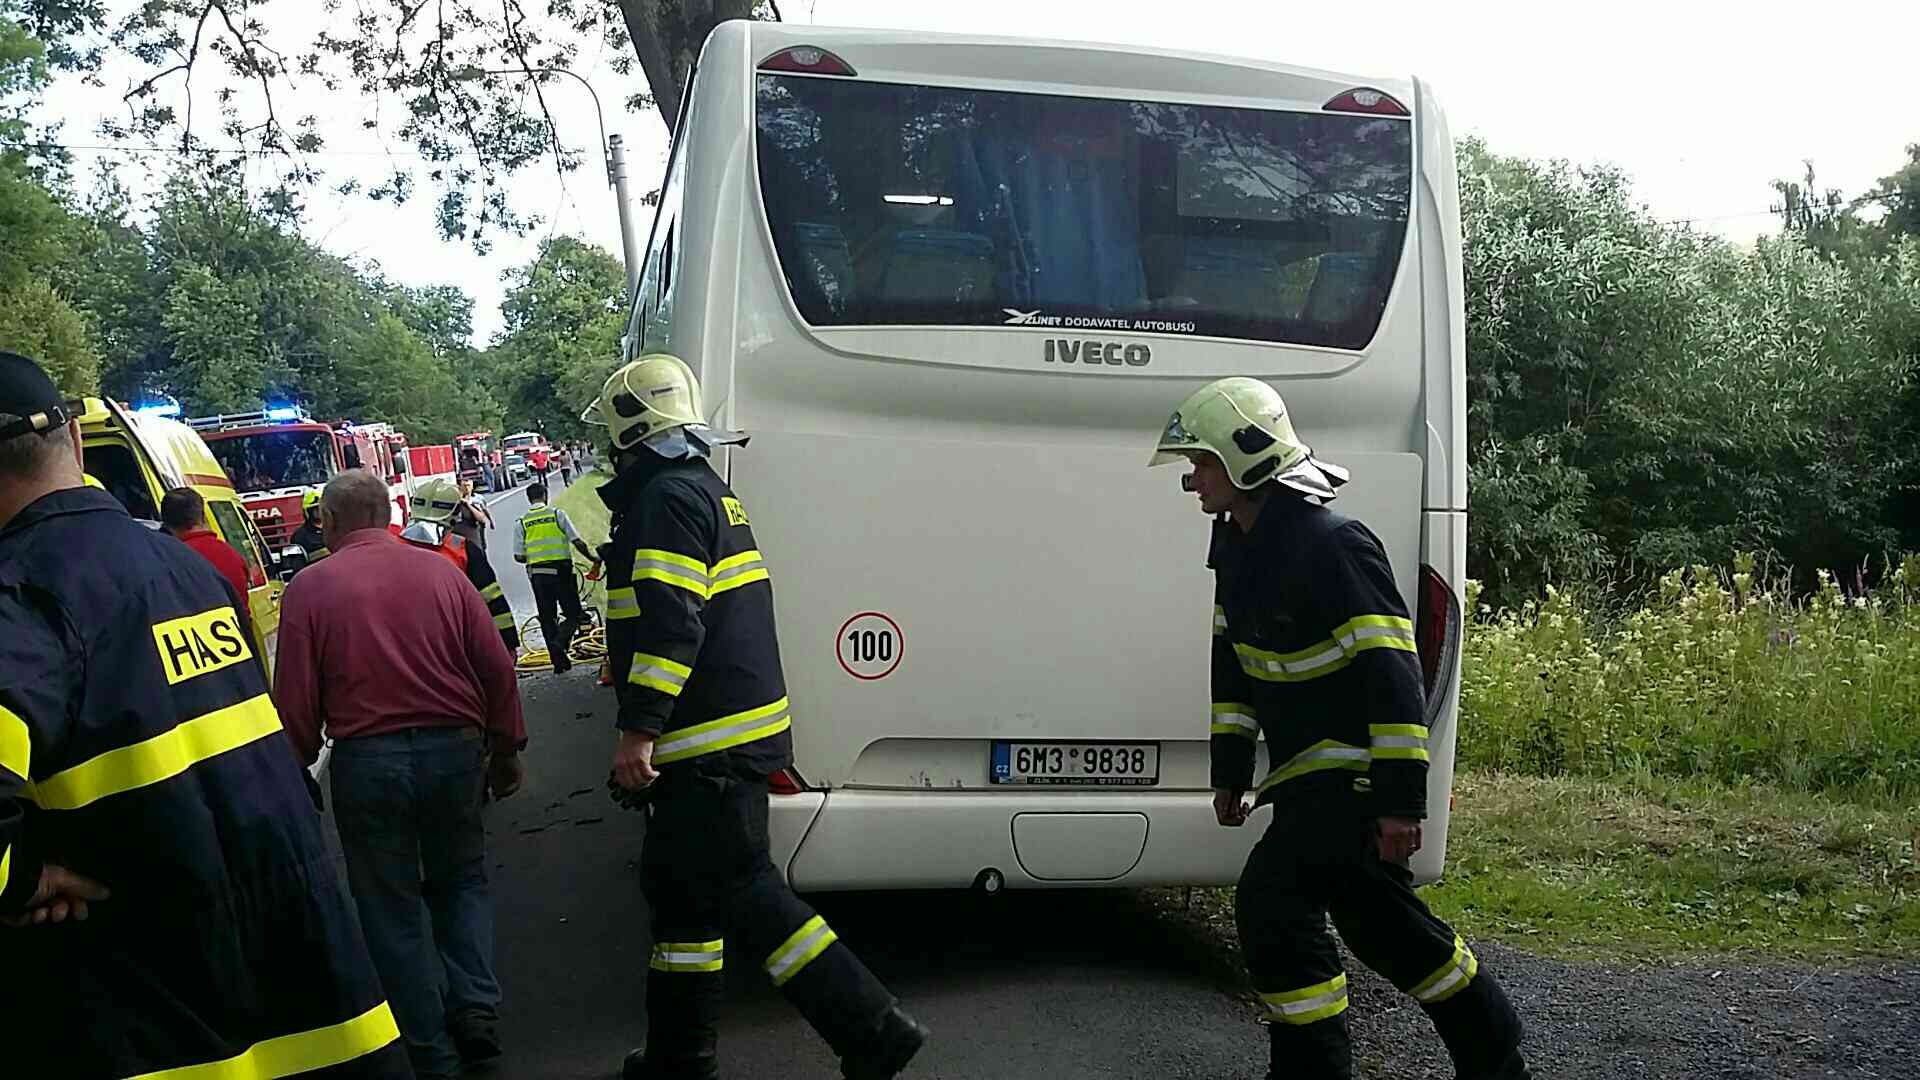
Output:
[289, 519, 329, 565]
[599, 454, 793, 775]
[401, 521, 519, 652]
[0, 487, 402, 1077]
[1209, 495, 1431, 820]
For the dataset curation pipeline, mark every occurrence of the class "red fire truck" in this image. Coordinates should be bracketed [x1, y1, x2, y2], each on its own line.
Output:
[193, 406, 414, 551]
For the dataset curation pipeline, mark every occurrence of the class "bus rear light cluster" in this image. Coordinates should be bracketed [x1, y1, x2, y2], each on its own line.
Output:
[1323, 87, 1409, 116]
[759, 47, 857, 77]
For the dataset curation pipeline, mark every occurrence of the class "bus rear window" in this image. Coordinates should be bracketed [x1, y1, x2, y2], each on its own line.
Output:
[755, 75, 1412, 349]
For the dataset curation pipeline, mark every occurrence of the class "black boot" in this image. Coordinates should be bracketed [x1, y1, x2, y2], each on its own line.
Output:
[622, 1048, 719, 1080]
[840, 1005, 929, 1080]
[447, 1007, 501, 1065]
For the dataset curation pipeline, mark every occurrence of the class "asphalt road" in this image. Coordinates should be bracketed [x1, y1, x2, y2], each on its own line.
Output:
[480, 671, 1270, 1080]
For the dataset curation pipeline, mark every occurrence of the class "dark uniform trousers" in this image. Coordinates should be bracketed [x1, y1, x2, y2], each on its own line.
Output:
[642, 758, 894, 1072]
[1240, 803, 1523, 1079]
[528, 560, 588, 670]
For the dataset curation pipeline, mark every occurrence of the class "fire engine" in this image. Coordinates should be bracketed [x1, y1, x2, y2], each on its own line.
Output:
[192, 406, 415, 551]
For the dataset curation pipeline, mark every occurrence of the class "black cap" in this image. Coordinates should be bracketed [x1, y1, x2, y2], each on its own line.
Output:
[0, 351, 73, 443]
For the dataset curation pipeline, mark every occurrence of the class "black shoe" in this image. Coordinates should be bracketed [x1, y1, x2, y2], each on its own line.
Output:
[622, 1049, 719, 1080]
[449, 1008, 501, 1064]
[841, 1005, 929, 1080]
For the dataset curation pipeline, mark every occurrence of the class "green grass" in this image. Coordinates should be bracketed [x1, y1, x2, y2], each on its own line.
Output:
[1156, 771, 1920, 963]
[1425, 771, 1920, 960]
[1459, 559, 1920, 800]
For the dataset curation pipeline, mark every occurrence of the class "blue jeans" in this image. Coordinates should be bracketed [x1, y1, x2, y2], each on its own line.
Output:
[331, 726, 500, 1076]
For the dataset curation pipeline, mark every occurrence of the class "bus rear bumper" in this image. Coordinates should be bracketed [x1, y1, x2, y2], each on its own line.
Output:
[772, 788, 1269, 892]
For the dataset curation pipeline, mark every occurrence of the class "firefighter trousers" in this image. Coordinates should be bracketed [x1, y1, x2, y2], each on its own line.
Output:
[639, 760, 896, 1074]
[529, 564, 587, 670]
[1237, 804, 1524, 1080]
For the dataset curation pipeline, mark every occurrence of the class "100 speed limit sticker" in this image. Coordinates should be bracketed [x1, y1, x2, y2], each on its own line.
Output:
[837, 612, 902, 680]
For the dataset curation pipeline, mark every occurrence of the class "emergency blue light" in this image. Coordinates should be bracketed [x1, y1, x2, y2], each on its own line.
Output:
[135, 402, 182, 418]
[265, 405, 303, 422]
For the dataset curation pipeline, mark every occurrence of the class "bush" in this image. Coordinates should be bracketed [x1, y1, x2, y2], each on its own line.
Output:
[1458, 556, 1920, 801]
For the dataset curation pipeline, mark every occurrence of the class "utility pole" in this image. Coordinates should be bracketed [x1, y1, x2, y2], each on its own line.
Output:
[608, 134, 643, 308]
[452, 66, 644, 310]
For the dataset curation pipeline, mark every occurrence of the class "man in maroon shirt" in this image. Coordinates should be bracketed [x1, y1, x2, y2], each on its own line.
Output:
[273, 469, 527, 1080]
[160, 487, 250, 600]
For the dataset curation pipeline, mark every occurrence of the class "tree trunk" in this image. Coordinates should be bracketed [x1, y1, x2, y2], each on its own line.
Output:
[614, 0, 762, 134]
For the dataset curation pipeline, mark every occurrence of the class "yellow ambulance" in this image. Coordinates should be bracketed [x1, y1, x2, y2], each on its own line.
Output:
[76, 397, 285, 671]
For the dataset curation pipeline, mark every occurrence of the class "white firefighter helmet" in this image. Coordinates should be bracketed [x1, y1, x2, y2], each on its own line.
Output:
[1149, 377, 1349, 500]
[410, 475, 465, 525]
[581, 354, 709, 452]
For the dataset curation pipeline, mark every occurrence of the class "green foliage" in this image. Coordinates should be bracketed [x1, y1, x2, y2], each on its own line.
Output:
[0, 276, 96, 393]
[483, 236, 626, 442]
[1459, 560, 1920, 801]
[1462, 140, 1920, 607]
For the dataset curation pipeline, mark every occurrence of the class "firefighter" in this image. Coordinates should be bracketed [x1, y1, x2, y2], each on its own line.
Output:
[514, 480, 594, 672]
[0, 350, 407, 1077]
[288, 488, 330, 572]
[585, 354, 928, 1080]
[1150, 377, 1530, 1080]
[404, 475, 520, 653]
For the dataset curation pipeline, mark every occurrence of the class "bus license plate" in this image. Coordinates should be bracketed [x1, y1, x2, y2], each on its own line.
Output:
[990, 741, 1159, 786]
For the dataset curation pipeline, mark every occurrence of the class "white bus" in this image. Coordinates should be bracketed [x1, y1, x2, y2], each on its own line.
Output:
[626, 21, 1467, 890]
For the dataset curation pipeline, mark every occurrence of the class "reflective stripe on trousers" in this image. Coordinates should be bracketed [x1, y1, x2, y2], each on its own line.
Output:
[765, 915, 838, 987]
[1261, 972, 1349, 1025]
[650, 939, 724, 973]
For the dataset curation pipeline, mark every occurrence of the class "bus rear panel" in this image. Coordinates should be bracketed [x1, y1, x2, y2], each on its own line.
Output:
[630, 22, 1465, 889]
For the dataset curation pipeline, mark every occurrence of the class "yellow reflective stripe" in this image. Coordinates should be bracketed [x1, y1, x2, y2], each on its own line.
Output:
[650, 939, 724, 973]
[31, 694, 283, 811]
[605, 587, 640, 620]
[0, 845, 9, 898]
[1209, 702, 1258, 740]
[633, 565, 711, 598]
[628, 652, 693, 697]
[765, 915, 838, 987]
[1410, 935, 1479, 1003]
[479, 582, 504, 601]
[654, 698, 792, 766]
[1255, 739, 1370, 795]
[307, 547, 329, 561]
[1235, 639, 1350, 683]
[1335, 613, 1417, 656]
[125, 1000, 400, 1080]
[708, 550, 769, 595]
[1212, 605, 1228, 636]
[1261, 972, 1349, 1025]
[0, 702, 28, 781]
[493, 611, 516, 630]
[1369, 722, 1430, 762]
[635, 548, 708, 574]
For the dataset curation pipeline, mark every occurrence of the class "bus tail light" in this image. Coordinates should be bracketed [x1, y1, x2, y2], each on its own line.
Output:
[1323, 87, 1409, 117]
[1415, 564, 1461, 719]
[768, 767, 810, 795]
[759, 47, 857, 77]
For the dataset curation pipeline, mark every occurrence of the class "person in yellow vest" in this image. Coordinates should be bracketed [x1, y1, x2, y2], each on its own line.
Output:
[514, 480, 594, 672]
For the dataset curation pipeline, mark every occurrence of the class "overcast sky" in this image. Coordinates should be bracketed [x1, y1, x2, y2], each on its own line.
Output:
[35, 0, 1919, 344]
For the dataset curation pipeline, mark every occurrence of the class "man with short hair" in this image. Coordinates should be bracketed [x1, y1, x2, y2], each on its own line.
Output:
[274, 468, 529, 1080]
[0, 350, 406, 1077]
[514, 480, 595, 672]
[159, 486, 251, 600]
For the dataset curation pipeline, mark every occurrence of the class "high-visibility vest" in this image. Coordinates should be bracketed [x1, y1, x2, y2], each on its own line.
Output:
[521, 506, 570, 566]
